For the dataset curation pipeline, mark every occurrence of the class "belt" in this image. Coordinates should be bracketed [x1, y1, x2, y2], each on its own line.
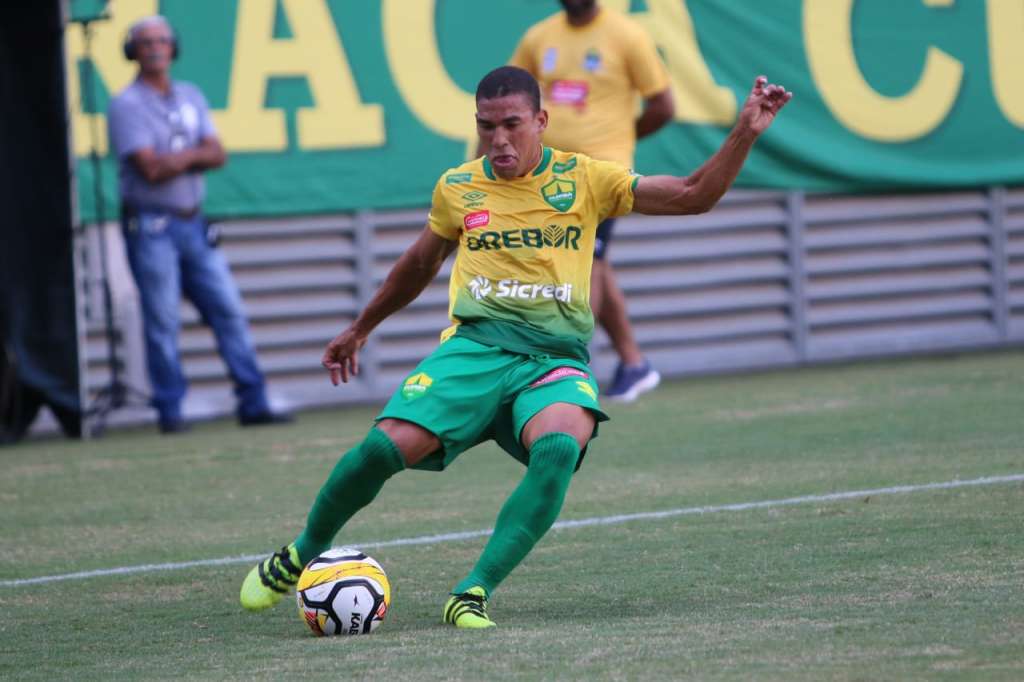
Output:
[122, 203, 200, 219]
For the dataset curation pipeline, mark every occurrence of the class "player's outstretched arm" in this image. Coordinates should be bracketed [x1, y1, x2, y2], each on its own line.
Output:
[321, 227, 458, 385]
[633, 76, 791, 216]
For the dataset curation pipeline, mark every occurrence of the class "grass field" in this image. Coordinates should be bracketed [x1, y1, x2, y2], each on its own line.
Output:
[1, 350, 1022, 680]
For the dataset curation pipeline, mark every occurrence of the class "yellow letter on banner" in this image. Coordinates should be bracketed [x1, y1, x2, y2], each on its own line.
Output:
[627, 0, 736, 125]
[987, 0, 1024, 128]
[803, 0, 963, 142]
[214, 0, 384, 151]
[381, 0, 476, 149]
[381, 0, 735, 152]
[64, 1, 156, 157]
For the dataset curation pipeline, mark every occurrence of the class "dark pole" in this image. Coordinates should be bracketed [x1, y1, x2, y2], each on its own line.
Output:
[76, 10, 149, 436]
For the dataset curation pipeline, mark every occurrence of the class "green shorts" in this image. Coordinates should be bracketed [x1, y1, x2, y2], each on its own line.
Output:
[376, 336, 608, 471]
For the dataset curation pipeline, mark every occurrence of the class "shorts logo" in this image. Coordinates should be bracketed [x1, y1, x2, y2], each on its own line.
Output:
[530, 367, 589, 388]
[576, 381, 597, 400]
[401, 372, 433, 400]
[468, 275, 492, 300]
[541, 178, 576, 212]
[464, 210, 490, 230]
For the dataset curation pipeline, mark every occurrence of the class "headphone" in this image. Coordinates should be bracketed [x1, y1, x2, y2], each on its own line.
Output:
[123, 16, 180, 61]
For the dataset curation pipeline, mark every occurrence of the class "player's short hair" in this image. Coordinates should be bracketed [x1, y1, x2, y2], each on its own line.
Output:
[476, 66, 541, 113]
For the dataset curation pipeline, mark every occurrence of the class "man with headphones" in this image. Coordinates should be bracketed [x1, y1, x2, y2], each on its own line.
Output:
[108, 15, 290, 433]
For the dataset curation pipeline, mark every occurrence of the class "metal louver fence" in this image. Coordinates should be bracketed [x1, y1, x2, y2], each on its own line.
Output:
[79, 186, 1024, 428]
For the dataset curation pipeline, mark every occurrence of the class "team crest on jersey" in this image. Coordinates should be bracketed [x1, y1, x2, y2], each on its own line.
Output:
[541, 178, 576, 212]
[583, 49, 601, 72]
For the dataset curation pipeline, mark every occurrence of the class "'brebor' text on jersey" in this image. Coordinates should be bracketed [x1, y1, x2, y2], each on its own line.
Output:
[466, 225, 583, 251]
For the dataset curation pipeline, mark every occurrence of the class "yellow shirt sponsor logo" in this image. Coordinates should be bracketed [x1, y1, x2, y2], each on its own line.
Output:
[465, 225, 582, 252]
[468, 276, 573, 304]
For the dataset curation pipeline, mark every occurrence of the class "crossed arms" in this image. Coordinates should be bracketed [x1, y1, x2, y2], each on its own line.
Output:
[129, 136, 226, 184]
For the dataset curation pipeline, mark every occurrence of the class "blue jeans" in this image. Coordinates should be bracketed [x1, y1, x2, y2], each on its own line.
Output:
[121, 209, 270, 423]
[594, 218, 616, 260]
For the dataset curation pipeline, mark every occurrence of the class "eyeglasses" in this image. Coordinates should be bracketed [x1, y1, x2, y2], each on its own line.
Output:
[135, 36, 173, 47]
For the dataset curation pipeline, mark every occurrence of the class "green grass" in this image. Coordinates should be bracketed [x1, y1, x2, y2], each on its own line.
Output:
[1, 351, 1022, 680]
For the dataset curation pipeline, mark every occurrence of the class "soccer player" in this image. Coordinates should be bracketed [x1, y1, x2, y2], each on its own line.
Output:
[240, 67, 790, 628]
[509, 0, 675, 401]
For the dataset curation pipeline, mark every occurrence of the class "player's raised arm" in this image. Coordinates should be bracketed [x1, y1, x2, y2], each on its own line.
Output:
[321, 227, 458, 385]
[633, 76, 791, 216]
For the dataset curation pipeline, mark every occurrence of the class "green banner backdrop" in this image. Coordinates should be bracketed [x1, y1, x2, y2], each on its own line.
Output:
[67, 0, 1024, 221]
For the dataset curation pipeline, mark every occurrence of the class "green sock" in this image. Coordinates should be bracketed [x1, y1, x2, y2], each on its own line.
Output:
[453, 432, 579, 595]
[294, 427, 406, 564]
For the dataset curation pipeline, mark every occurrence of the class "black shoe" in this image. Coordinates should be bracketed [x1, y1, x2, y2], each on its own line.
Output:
[159, 419, 191, 435]
[239, 411, 294, 427]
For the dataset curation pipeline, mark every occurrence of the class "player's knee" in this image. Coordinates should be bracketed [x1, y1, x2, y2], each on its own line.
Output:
[357, 427, 406, 475]
[522, 404, 594, 451]
[525, 433, 578, 512]
[375, 418, 441, 467]
[528, 432, 578, 471]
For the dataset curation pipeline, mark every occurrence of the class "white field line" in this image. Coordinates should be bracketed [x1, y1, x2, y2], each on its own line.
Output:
[2, 473, 1022, 589]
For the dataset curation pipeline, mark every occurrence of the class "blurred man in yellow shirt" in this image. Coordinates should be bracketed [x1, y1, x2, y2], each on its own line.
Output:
[510, 0, 675, 401]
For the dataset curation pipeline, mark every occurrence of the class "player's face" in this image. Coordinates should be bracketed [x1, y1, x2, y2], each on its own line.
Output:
[476, 93, 548, 180]
[134, 23, 174, 75]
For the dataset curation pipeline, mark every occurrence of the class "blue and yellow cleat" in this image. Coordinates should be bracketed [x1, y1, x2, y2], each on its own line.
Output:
[443, 586, 497, 629]
[240, 544, 303, 612]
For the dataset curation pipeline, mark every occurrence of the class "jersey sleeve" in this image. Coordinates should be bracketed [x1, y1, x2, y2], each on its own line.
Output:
[625, 26, 670, 98]
[587, 158, 638, 221]
[107, 96, 156, 158]
[427, 177, 460, 241]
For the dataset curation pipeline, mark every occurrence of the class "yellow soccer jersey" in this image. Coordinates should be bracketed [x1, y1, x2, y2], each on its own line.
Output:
[510, 7, 670, 168]
[429, 147, 637, 346]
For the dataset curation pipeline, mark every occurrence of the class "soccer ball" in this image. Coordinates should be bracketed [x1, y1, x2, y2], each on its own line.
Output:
[295, 547, 391, 636]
